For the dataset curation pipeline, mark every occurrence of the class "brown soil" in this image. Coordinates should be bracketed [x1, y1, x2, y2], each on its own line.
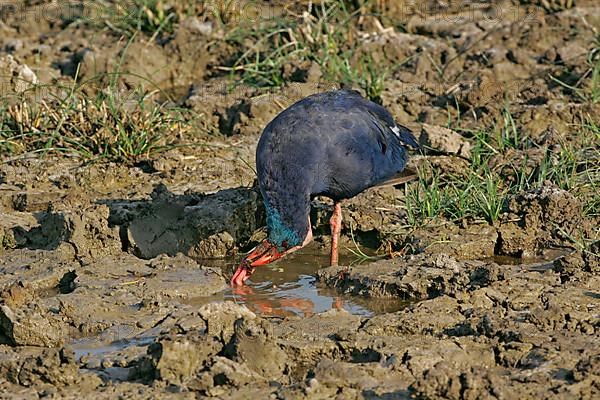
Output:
[1, 1, 599, 399]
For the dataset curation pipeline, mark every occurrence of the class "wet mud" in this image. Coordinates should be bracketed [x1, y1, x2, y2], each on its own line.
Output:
[1, 1, 599, 399]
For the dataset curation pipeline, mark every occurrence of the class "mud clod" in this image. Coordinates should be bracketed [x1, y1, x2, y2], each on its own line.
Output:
[420, 124, 472, 158]
[190, 231, 236, 258]
[410, 223, 499, 259]
[0, 303, 65, 347]
[149, 334, 222, 386]
[226, 317, 288, 380]
[15, 204, 121, 260]
[125, 186, 261, 259]
[0, 347, 100, 389]
[497, 186, 584, 257]
[412, 363, 512, 400]
[197, 302, 257, 345]
[0, 55, 38, 94]
[316, 254, 500, 301]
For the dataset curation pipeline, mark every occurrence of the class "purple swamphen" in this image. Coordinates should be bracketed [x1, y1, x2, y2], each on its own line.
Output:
[231, 89, 418, 286]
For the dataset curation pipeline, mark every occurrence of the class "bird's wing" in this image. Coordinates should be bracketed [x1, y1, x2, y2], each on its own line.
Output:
[366, 111, 389, 155]
[363, 102, 419, 151]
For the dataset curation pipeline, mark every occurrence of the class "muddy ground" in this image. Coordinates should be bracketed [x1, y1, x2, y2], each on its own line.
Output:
[0, 1, 599, 399]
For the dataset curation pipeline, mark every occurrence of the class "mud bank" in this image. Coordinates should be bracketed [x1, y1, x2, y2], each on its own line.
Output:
[1, 236, 598, 399]
[2, 253, 598, 399]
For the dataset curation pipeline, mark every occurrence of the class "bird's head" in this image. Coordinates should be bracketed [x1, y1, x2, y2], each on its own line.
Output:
[231, 198, 309, 286]
[231, 214, 307, 286]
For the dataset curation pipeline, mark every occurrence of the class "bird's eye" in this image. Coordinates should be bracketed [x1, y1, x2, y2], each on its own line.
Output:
[281, 241, 288, 249]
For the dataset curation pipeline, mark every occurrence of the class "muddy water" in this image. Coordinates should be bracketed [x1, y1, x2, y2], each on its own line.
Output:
[72, 334, 155, 363]
[69, 246, 407, 365]
[72, 245, 571, 368]
[188, 246, 409, 318]
[488, 248, 573, 271]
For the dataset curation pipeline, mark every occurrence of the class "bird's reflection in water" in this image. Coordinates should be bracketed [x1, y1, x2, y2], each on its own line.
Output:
[231, 283, 344, 318]
[226, 248, 352, 317]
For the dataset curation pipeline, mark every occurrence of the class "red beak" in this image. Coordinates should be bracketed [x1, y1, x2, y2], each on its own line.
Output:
[230, 240, 283, 286]
[246, 240, 283, 267]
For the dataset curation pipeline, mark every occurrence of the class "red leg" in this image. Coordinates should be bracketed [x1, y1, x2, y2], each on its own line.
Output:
[330, 202, 342, 266]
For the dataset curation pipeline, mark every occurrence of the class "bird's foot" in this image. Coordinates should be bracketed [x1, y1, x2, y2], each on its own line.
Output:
[231, 261, 255, 286]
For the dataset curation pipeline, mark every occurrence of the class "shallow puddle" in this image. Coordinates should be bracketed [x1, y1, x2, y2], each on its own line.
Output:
[190, 247, 573, 318]
[71, 334, 155, 362]
[188, 246, 409, 318]
[68, 247, 574, 363]
[69, 248, 406, 363]
[487, 248, 572, 271]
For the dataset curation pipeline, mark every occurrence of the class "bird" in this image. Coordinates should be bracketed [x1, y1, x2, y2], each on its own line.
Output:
[231, 89, 418, 286]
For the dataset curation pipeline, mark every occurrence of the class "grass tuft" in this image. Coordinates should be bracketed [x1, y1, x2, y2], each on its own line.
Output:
[86, 0, 202, 39]
[220, 0, 391, 101]
[0, 80, 190, 162]
[404, 112, 599, 228]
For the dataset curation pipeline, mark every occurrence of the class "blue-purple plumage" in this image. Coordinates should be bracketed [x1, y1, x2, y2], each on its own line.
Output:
[256, 89, 417, 248]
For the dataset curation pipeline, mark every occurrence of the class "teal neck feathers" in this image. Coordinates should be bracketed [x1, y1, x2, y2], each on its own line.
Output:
[264, 202, 301, 250]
